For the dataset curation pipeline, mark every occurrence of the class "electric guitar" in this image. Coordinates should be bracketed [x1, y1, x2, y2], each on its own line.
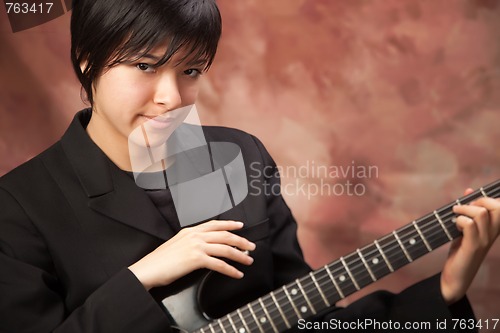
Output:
[161, 179, 500, 333]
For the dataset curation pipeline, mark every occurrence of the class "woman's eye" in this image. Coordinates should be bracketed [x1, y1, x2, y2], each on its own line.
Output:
[136, 63, 156, 73]
[184, 69, 202, 78]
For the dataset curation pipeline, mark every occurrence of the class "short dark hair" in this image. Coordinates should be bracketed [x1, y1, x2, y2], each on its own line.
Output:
[70, 0, 222, 105]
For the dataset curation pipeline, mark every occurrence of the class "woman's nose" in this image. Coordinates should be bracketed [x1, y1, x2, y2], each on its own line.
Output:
[153, 74, 182, 111]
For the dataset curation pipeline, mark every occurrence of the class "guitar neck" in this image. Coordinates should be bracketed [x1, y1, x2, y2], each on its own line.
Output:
[194, 179, 500, 333]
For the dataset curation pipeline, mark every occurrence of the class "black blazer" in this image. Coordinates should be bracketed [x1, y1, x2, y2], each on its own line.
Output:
[0, 110, 475, 332]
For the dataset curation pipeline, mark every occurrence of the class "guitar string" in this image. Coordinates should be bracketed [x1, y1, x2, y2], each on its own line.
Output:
[199, 183, 500, 332]
[270, 185, 499, 295]
[228, 185, 500, 331]
[288, 186, 500, 311]
[237, 210, 461, 329]
[303, 184, 500, 288]
[202, 184, 500, 332]
[211, 186, 500, 333]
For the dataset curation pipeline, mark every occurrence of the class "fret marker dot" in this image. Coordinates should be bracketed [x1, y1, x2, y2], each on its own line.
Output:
[409, 238, 416, 245]
[372, 258, 379, 265]
[339, 275, 346, 282]
[452, 217, 457, 224]
[291, 288, 298, 295]
[260, 317, 267, 323]
[300, 306, 308, 313]
[239, 329, 245, 333]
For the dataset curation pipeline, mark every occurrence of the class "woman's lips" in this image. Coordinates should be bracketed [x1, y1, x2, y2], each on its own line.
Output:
[141, 114, 175, 129]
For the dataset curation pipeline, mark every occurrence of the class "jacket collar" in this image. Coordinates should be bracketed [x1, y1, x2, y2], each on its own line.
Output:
[60, 109, 174, 240]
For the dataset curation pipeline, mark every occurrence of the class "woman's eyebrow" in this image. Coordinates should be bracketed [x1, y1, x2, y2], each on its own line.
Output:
[139, 54, 161, 62]
[132, 53, 208, 67]
[186, 58, 209, 66]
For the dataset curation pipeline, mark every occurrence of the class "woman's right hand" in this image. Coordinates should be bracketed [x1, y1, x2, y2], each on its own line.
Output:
[128, 220, 256, 290]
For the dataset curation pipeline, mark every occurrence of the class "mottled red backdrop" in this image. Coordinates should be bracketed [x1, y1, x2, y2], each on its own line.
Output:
[1, 0, 499, 326]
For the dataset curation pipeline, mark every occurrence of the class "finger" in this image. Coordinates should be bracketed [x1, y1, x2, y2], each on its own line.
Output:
[205, 244, 254, 266]
[454, 215, 479, 244]
[464, 188, 474, 196]
[470, 197, 500, 211]
[453, 215, 474, 232]
[453, 204, 490, 240]
[204, 256, 245, 279]
[470, 197, 500, 241]
[453, 204, 490, 219]
[194, 220, 245, 232]
[204, 231, 256, 251]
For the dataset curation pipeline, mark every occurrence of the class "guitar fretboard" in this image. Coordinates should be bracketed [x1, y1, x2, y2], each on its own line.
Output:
[194, 179, 500, 333]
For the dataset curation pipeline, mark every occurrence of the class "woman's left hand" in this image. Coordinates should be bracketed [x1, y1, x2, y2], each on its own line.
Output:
[440, 188, 500, 304]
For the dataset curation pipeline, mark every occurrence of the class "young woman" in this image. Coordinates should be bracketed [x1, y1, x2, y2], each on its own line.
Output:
[1, 0, 499, 332]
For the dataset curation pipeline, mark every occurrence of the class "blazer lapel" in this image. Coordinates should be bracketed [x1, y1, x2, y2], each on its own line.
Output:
[61, 110, 175, 241]
[88, 168, 175, 241]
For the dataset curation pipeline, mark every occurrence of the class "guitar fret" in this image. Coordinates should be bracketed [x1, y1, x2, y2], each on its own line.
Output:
[325, 264, 345, 298]
[247, 304, 264, 333]
[313, 268, 340, 306]
[340, 257, 360, 290]
[485, 181, 500, 197]
[296, 279, 316, 314]
[310, 272, 330, 306]
[359, 243, 391, 280]
[227, 315, 238, 333]
[236, 309, 251, 333]
[463, 191, 485, 204]
[434, 210, 452, 241]
[345, 252, 373, 289]
[217, 319, 227, 333]
[256, 304, 274, 332]
[282, 286, 302, 319]
[258, 298, 278, 333]
[271, 291, 291, 329]
[208, 323, 216, 333]
[417, 215, 450, 250]
[357, 249, 376, 282]
[397, 224, 429, 261]
[328, 261, 357, 296]
[393, 231, 412, 262]
[456, 199, 461, 205]
[444, 212, 462, 239]
[413, 220, 432, 252]
[379, 234, 409, 270]
[480, 187, 488, 197]
[374, 240, 394, 272]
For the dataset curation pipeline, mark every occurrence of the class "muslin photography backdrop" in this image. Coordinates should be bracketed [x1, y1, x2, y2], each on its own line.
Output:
[1, 0, 499, 329]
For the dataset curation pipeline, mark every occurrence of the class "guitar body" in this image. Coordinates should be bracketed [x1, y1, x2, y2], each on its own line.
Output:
[154, 269, 218, 333]
[162, 281, 209, 333]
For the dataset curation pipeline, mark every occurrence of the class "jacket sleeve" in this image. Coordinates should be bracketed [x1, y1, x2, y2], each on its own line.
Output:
[0, 187, 172, 333]
[250, 136, 477, 333]
[322, 273, 476, 332]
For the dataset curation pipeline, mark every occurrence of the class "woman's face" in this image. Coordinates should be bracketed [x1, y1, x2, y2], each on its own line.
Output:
[86, 45, 206, 165]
